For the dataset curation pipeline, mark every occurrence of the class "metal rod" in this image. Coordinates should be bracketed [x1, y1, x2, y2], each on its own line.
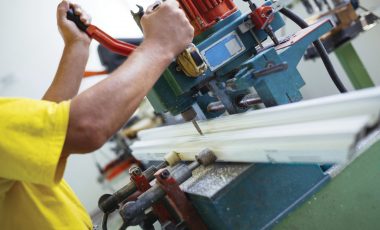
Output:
[192, 120, 204, 135]
[250, 29, 264, 49]
[239, 95, 263, 107]
[264, 26, 280, 46]
[98, 162, 167, 213]
[207, 94, 262, 113]
[120, 166, 191, 222]
[119, 150, 217, 224]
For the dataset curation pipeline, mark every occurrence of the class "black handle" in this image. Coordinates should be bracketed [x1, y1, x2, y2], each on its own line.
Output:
[66, 8, 89, 32]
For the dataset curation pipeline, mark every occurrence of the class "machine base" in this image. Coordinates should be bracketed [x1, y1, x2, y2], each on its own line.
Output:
[181, 163, 330, 230]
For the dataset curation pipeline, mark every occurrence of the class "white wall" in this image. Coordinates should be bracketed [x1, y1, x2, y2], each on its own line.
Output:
[1, 0, 379, 214]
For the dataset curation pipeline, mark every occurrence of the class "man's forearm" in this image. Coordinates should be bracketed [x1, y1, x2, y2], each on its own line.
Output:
[43, 42, 89, 102]
[62, 41, 173, 153]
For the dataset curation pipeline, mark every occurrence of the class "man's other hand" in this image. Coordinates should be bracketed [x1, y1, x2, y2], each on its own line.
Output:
[140, 0, 194, 61]
[57, 1, 92, 46]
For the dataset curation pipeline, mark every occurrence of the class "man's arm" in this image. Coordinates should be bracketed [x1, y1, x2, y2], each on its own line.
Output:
[43, 1, 91, 102]
[61, 0, 194, 155]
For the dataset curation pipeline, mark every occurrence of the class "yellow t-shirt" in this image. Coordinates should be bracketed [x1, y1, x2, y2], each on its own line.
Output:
[0, 98, 92, 229]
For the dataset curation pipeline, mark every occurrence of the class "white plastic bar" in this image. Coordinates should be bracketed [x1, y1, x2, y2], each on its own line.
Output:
[139, 87, 380, 140]
[132, 87, 380, 164]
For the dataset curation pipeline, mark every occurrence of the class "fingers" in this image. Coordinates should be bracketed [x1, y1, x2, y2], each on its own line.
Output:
[57, 0, 70, 20]
[145, 1, 162, 15]
[145, 0, 180, 15]
[71, 3, 92, 25]
[57, 1, 91, 25]
[79, 11, 92, 25]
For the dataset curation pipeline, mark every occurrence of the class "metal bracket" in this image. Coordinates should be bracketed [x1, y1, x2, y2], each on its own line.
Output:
[155, 168, 208, 230]
[130, 167, 174, 225]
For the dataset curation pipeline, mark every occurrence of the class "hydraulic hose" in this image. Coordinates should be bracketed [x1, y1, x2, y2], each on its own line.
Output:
[279, 8, 348, 93]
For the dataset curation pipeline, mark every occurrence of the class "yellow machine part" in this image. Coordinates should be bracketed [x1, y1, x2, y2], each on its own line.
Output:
[177, 44, 208, 77]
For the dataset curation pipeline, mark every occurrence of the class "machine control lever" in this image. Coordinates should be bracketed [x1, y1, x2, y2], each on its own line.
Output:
[66, 8, 137, 56]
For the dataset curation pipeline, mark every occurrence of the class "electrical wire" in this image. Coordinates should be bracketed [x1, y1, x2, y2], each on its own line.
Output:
[102, 213, 109, 230]
[279, 7, 348, 93]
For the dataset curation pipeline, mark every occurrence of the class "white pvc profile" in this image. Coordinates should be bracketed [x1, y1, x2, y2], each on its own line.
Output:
[131, 87, 380, 164]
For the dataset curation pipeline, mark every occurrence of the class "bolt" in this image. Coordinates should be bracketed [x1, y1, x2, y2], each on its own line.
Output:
[160, 169, 170, 179]
[129, 166, 142, 177]
[196, 148, 217, 166]
[266, 62, 274, 68]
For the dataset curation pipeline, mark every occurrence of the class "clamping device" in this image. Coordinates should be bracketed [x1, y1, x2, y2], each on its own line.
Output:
[98, 149, 217, 230]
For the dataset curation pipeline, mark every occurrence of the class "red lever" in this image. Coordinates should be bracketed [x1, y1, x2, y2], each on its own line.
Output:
[86, 25, 137, 57]
[67, 9, 137, 56]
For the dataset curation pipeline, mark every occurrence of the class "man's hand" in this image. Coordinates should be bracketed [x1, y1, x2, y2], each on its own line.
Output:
[43, 1, 91, 102]
[57, 0, 91, 46]
[140, 0, 194, 61]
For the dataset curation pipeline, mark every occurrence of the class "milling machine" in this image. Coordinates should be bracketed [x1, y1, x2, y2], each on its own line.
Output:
[68, 0, 360, 229]
[144, 0, 339, 124]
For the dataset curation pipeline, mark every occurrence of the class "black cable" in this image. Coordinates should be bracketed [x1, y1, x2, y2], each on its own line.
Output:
[279, 8, 348, 93]
[102, 213, 109, 230]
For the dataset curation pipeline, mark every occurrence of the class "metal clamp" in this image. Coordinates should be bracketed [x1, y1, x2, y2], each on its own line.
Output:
[155, 168, 208, 230]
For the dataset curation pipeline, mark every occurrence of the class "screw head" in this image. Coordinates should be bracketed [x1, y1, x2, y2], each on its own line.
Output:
[160, 169, 170, 179]
[129, 166, 142, 176]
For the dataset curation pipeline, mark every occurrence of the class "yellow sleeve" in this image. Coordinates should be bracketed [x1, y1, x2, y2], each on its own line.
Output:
[0, 98, 70, 186]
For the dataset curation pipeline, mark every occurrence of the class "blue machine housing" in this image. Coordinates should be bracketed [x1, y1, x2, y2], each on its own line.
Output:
[234, 19, 333, 106]
[147, 4, 332, 118]
[146, 9, 286, 115]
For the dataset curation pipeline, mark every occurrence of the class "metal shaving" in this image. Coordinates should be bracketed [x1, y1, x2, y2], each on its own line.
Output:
[181, 163, 251, 197]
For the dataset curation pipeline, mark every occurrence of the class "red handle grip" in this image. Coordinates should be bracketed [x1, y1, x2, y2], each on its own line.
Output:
[86, 25, 137, 57]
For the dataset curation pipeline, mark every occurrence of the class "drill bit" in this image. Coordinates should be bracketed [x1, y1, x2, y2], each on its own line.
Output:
[181, 107, 203, 136]
[192, 120, 204, 136]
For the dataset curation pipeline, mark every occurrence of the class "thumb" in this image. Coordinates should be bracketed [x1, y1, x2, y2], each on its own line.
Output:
[57, 0, 70, 21]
